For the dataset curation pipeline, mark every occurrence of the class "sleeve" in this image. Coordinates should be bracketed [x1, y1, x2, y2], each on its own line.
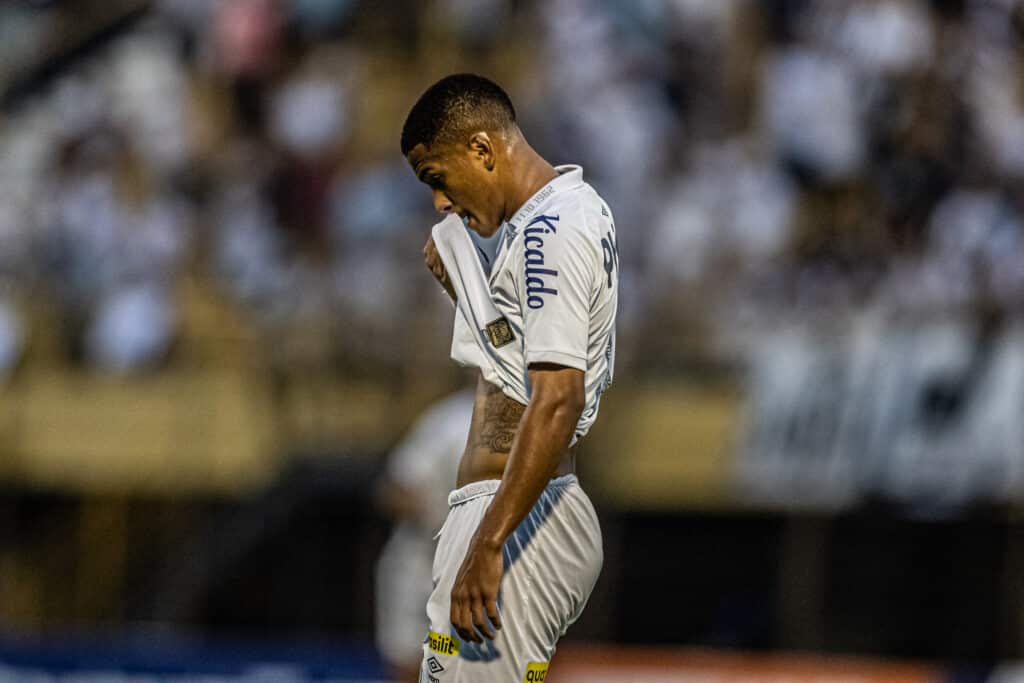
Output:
[450, 307, 485, 369]
[522, 219, 595, 371]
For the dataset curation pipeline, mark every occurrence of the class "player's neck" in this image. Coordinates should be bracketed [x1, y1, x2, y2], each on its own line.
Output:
[503, 144, 558, 224]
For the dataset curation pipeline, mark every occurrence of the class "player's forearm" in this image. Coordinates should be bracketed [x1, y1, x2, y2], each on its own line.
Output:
[470, 391, 582, 550]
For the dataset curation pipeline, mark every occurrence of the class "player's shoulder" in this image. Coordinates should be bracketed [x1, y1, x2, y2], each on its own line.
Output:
[508, 165, 614, 273]
[533, 176, 611, 245]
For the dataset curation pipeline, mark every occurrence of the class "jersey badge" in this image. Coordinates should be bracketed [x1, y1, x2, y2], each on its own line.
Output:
[485, 317, 516, 348]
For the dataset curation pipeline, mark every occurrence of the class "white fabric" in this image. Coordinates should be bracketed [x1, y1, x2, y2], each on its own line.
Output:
[420, 474, 602, 682]
[376, 390, 474, 668]
[435, 165, 619, 441]
[433, 215, 529, 406]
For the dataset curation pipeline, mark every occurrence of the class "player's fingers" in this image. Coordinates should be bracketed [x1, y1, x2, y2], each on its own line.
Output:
[485, 594, 502, 632]
[429, 256, 447, 280]
[471, 594, 495, 640]
[459, 603, 481, 643]
[423, 241, 439, 269]
[423, 243, 447, 282]
[449, 599, 460, 639]
[451, 592, 479, 643]
[464, 599, 483, 643]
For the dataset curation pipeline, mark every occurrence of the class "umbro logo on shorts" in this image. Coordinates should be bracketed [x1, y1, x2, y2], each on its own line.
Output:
[427, 656, 444, 674]
[428, 630, 460, 656]
[523, 661, 549, 682]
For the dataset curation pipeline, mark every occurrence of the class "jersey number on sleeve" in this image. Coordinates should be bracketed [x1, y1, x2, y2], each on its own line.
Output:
[601, 228, 619, 289]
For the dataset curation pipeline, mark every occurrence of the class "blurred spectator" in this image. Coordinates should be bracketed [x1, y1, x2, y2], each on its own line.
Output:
[36, 131, 191, 370]
[760, 47, 864, 183]
[374, 386, 473, 683]
[648, 138, 796, 288]
[213, 0, 284, 79]
[1, 0, 1022, 387]
[291, 0, 358, 37]
[6, 4, 1024, 652]
[108, 32, 192, 176]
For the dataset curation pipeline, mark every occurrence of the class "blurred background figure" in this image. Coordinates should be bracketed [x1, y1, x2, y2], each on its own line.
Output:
[374, 384, 473, 683]
[0, 0, 1023, 681]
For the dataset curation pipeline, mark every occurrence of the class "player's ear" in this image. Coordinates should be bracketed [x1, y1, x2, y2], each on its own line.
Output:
[468, 132, 495, 172]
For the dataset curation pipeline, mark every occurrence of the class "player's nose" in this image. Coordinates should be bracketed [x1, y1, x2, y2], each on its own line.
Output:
[432, 189, 454, 215]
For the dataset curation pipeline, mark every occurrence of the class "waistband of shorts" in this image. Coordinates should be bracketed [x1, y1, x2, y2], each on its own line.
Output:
[447, 473, 578, 508]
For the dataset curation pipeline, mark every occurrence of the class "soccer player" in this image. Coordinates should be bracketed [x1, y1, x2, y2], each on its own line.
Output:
[375, 387, 475, 683]
[401, 73, 619, 682]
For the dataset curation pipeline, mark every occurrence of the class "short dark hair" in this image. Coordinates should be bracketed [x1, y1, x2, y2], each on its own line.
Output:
[400, 73, 516, 156]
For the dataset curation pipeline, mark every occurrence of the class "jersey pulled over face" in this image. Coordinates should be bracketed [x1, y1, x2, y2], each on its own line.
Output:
[461, 165, 619, 441]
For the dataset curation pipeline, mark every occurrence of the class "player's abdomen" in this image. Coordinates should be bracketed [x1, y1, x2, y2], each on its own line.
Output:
[456, 377, 574, 487]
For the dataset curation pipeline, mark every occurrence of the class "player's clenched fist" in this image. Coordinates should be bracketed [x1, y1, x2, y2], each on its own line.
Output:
[423, 236, 457, 301]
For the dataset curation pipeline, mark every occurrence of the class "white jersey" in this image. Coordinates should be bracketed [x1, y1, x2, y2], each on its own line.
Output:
[452, 165, 619, 441]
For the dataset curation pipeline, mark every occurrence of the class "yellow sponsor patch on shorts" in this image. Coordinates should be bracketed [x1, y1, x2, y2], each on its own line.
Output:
[428, 630, 460, 657]
[522, 661, 549, 682]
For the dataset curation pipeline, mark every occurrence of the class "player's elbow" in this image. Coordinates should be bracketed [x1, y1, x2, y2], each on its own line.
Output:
[558, 385, 586, 421]
[530, 365, 586, 424]
[538, 393, 584, 437]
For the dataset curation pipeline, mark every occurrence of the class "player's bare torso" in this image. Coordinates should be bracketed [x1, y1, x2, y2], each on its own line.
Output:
[456, 377, 575, 487]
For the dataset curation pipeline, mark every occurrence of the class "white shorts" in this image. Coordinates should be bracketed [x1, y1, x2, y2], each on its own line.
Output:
[420, 474, 603, 683]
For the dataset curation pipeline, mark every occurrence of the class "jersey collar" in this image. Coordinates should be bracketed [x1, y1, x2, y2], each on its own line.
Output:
[506, 164, 584, 235]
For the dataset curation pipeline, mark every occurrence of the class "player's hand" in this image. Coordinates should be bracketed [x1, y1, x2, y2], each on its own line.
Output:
[450, 538, 503, 643]
[423, 237, 457, 301]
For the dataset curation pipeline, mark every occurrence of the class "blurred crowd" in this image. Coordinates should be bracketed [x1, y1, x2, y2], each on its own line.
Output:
[0, 0, 1023, 383]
